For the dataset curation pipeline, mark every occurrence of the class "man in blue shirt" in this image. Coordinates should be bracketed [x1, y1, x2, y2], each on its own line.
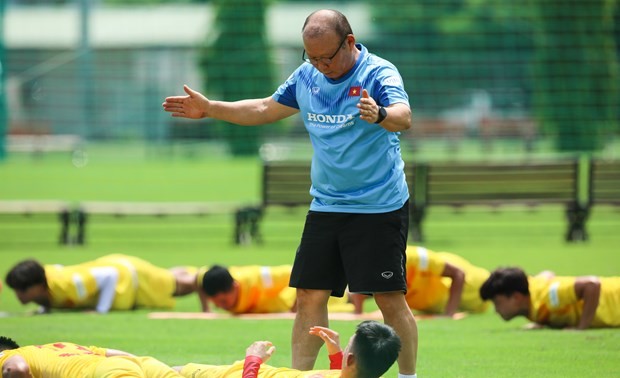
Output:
[163, 9, 417, 378]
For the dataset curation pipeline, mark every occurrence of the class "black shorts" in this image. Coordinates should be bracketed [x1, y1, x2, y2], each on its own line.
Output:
[290, 201, 409, 297]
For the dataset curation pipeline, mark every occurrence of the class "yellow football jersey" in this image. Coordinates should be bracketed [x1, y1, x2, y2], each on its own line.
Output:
[95, 254, 177, 309]
[404, 246, 490, 314]
[0, 342, 183, 378]
[180, 361, 341, 378]
[0, 342, 125, 378]
[229, 265, 296, 314]
[45, 261, 135, 312]
[528, 276, 620, 328]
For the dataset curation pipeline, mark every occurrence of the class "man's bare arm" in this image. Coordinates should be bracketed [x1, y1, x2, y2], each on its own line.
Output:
[573, 276, 601, 330]
[163, 85, 298, 125]
[441, 262, 465, 317]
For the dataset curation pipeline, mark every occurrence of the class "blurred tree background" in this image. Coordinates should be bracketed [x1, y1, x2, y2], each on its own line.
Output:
[0, 0, 618, 159]
[200, 0, 276, 156]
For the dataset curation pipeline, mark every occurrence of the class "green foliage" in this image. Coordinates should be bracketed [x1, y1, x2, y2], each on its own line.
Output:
[0, 0, 6, 161]
[103, 0, 208, 4]
[200, 0, 277, 156]
[370, 0, 619, 152]
[530, 0, 619, 152]
[370, 0, 535, 113]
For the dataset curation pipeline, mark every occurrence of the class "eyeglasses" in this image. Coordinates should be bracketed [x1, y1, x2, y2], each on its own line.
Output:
[302, 35, 348, 66]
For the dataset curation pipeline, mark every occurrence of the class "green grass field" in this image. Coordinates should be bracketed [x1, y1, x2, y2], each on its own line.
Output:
[1, 147, 619, 377]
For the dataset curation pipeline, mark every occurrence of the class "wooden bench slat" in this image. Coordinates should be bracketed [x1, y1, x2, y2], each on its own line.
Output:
[590, 160, 620, 205]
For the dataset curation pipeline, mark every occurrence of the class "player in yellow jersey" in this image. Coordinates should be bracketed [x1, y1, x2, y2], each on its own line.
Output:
[199, 265, 353, 314]
[0, 336, 182, 377]
[5, 254, 196, 314]
[351, 246, 490, 317]
[174, 321, 401, 378]
[479, 267, 620, 329]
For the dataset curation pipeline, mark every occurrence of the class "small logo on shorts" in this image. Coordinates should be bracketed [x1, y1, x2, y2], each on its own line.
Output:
[381, 271, 394, 279]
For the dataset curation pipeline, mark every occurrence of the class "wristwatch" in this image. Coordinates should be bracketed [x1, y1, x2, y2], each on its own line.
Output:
[375, 106, 387, 124]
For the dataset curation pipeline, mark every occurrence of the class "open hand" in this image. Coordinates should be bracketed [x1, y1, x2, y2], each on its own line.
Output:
[246, 341, 276, 363]
[309, 326, 341, 355]
[162, 85, 209, 119]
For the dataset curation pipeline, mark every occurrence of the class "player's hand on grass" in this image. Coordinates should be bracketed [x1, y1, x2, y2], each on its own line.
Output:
[162, 85, 209, 119]
[522, 322, 545, 330]
[309, 326, 341, 355]
[246, 341, 276, 363]
[30, 306, 50, 315]
[440, 312, 467, 320]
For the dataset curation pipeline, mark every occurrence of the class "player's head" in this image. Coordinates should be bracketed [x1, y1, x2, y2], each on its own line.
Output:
[479, 267, 530, 321]
[202, 265, 238, 311]
[342, 321, 401, 378]
[0, 336, 20, 351]
[301, 9, 356, 80]
[5, 259, 50, 306]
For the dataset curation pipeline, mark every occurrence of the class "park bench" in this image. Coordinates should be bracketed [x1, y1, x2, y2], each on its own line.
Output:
[236, 160, 412, 244]
[408, 159, 585, 242]
[0, 200, 74, 244]
[234, 161, 313, 244]
[244, 159, 587, 244]
[72, 201, 243, 245]
[1, 200, 248, 245]
[588, 159, 620, 207]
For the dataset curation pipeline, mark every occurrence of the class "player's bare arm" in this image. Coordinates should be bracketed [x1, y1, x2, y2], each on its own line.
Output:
[441, 263, 465, 317]
[308, 326, 341, 355]
[198, 288, 211, 313]
[163, 85, 298, 125]
[357, 89, 411, 132]
[573, 276, 601, 330]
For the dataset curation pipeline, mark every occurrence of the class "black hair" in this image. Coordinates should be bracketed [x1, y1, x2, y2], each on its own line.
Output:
[479, 267, 530, 301]
[0, 336, 20, 351]
[202, 265, 234, 296]
[5, 259, 47, 291]
[352, 321, 401, 378]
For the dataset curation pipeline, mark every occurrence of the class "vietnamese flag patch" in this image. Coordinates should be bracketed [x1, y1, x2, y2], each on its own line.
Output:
[348, 86, 361, 97]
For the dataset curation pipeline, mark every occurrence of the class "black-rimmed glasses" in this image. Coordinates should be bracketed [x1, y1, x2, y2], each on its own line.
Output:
[302, 35, 348, 66]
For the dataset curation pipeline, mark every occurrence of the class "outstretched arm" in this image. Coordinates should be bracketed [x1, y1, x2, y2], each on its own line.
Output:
[2, 355, 31, 378]
[573, 276, 601, 330]
[243, 341, 276, 378]
[162, 85, 298, 125]
[441, 262, 465, 317]
[309, 326, 343, 369]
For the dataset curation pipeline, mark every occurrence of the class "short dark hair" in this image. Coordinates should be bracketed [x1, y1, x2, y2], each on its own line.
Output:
[352, 321, 401, 378]
[202, 265, 234, 296]
[479, 267, 530, 301]
[6, 259, 47, 291]
[0, 336, 20, 351]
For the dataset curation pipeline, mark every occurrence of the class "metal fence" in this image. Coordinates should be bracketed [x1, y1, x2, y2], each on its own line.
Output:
[2, 1, 619, 159]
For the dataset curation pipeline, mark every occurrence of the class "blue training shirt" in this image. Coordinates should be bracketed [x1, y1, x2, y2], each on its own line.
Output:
[272, 43, 410, 213]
